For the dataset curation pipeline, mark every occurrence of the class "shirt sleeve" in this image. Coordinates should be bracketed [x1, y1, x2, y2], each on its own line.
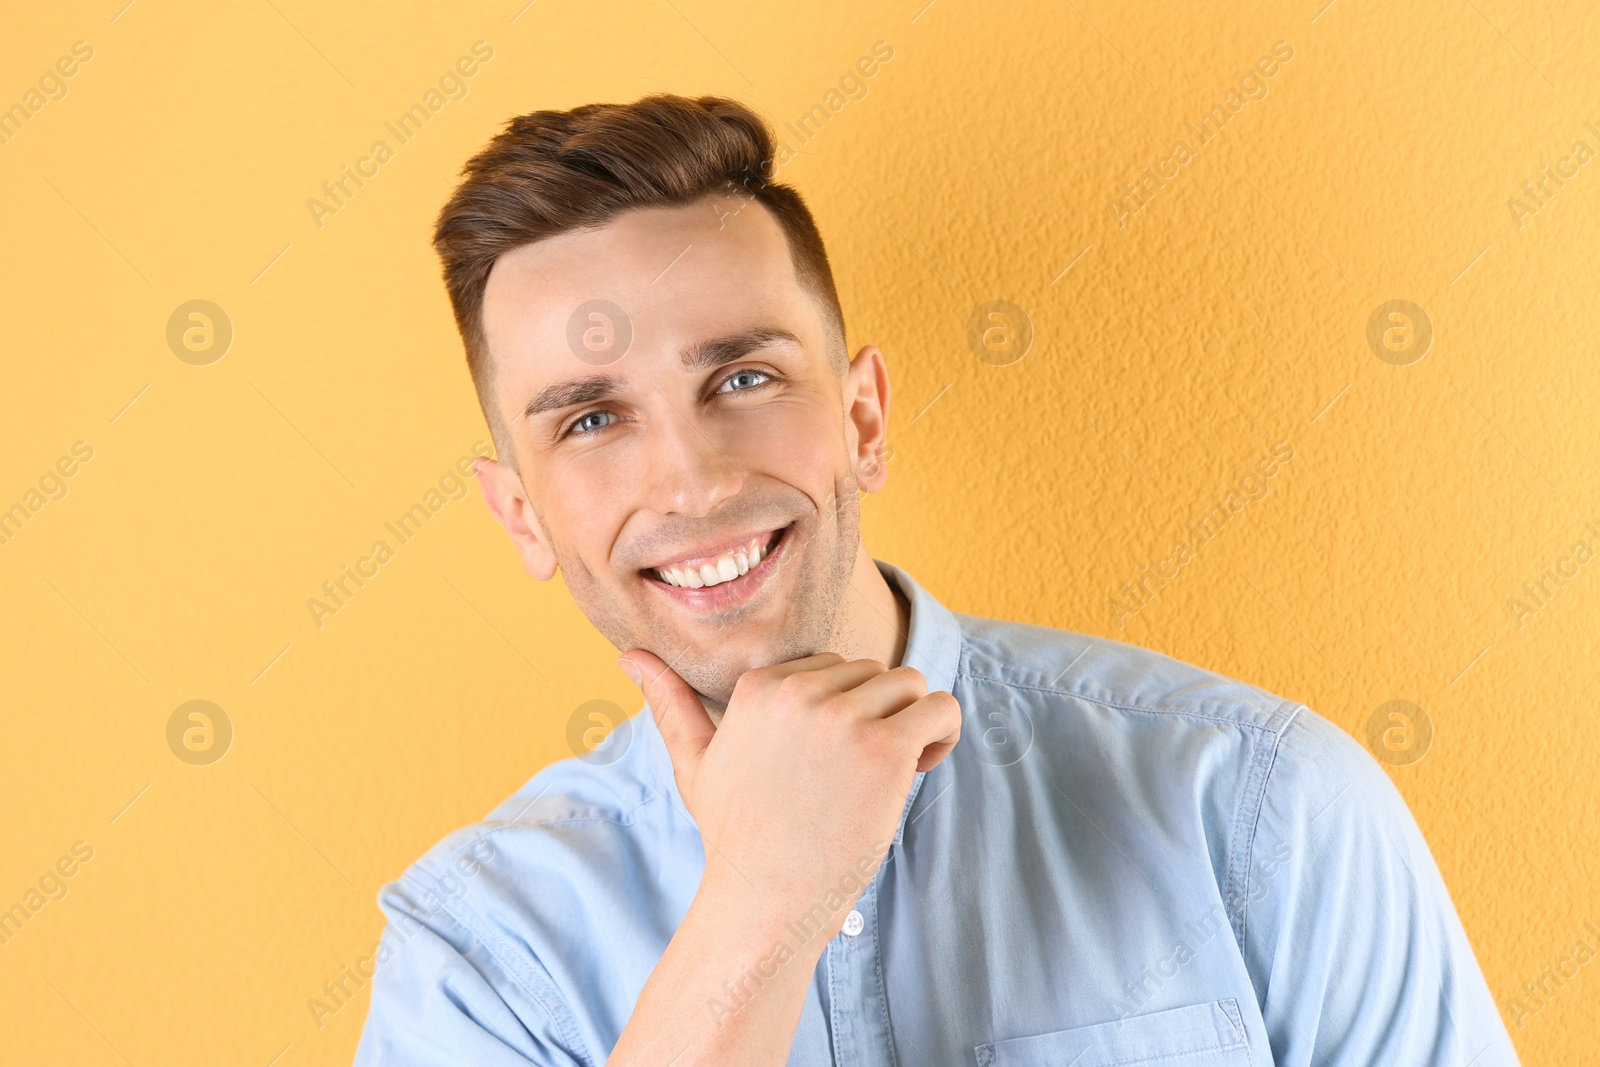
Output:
[1238, 706, 1522, 1066]
[352, 866, 592, 1067]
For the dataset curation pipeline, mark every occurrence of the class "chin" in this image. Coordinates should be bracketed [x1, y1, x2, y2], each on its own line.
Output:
[669, 661, 740, 709]
[675, 630, 816, 707]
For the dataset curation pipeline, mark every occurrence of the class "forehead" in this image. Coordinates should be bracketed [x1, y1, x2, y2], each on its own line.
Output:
[479, 194, 816, 390]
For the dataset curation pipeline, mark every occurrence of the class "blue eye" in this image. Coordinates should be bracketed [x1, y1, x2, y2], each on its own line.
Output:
[562, 370, 774, 440]
[566, 410, 615, 437]
[720, 369, 772, 392]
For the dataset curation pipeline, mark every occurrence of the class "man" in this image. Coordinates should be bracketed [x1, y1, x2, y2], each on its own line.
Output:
[353, 94, 1520, 1066]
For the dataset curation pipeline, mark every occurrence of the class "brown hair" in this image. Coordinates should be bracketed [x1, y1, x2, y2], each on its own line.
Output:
[433, 93, 847, 471]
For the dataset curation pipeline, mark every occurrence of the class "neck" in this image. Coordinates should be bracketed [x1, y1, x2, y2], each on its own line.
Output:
[702, 547, 910, 725]
[846, 548, 911, 671]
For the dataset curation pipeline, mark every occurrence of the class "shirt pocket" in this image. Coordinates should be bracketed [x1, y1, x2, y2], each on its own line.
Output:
[973, 998, 1250, 1067]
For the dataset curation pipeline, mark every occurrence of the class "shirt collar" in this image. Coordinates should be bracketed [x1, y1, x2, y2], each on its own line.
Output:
[639, 558, 964, 855]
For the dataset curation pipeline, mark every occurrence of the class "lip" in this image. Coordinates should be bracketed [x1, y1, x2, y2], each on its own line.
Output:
[642, 523, 793, 612]
[641, 524, 786, 574]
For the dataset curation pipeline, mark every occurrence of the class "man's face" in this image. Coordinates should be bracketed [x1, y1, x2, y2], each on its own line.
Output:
[474, 192, 890, 705]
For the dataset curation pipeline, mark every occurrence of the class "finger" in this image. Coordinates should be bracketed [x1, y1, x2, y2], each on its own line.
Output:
[744, 650, 848, 685]
[785, 656, 895, 700]
[841, 664, 931, 718]
[914, 738, 958, 774]
[621, 649, 714, 774]
[878, 690, 962, 757]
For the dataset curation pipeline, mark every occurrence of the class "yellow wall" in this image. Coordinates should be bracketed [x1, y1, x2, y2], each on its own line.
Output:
[3, 1, 1595, 1063]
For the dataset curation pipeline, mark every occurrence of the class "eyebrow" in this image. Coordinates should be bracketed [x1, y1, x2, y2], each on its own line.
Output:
[518, 326, 805, 422]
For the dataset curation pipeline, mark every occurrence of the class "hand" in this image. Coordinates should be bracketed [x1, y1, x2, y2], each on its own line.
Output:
[618, 650, 961, 930]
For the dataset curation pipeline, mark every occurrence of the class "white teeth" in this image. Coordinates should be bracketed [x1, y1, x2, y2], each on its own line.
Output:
[653, 529, 778, 589]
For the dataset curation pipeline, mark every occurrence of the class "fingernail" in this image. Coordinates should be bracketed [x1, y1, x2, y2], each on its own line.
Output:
[617, 657, 642, 686]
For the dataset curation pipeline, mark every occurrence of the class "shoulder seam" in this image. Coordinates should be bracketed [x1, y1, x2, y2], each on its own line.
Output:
[477, 780, 660, 832]
[1225, 699, 1304, 950]
[955, 668, 1285, 733]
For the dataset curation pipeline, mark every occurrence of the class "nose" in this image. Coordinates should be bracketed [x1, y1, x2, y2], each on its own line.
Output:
[641, 396, 746, 517]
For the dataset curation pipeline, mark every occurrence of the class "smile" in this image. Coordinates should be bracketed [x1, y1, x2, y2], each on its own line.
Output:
[641, 524, 792, 607]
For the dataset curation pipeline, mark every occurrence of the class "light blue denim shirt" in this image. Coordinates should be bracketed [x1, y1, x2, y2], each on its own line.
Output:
[354, 560, 1519, 1066]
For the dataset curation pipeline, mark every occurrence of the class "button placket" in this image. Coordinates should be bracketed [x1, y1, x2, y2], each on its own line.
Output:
[826, 867, 897, 1067]
[820, 761, 925, 1065]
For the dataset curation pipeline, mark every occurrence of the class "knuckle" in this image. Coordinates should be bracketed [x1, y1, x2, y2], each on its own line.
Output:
[775, 670, 821, 703]
[730, 670, 763, 703]
[893, 665, 929, 692]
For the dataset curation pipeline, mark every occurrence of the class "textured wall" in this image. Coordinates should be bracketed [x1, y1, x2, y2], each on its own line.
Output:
[2, 1, 1594, 1063]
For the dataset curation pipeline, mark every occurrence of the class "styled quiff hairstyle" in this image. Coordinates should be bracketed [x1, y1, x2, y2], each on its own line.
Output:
[433, 93, 848, 472]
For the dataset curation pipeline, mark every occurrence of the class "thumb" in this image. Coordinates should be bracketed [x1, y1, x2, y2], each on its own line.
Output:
[619, 649, 715, 781]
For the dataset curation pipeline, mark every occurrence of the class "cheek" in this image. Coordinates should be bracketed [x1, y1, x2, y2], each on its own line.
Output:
[731, 398, 843, 485]
[538, 456, 625, 558]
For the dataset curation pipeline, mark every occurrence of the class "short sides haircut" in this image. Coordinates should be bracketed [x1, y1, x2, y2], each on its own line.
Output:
[433, 94, 848, 470]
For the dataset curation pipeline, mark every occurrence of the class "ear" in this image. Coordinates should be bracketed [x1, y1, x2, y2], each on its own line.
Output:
[473, 455, 558, 580]
[844, 344, 891, 493]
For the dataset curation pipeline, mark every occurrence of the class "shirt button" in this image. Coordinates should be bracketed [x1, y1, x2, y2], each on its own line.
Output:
[842, 909, 864, 937]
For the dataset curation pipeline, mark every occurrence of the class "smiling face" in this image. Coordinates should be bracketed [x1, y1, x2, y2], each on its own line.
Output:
[472, 191, 896, 707]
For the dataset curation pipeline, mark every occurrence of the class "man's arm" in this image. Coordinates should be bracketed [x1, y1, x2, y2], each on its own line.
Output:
[606, 651, 960, 1065]
[1240, 706, 1521, 1065]
[352, 850, 841, 1067]
[354, 652, 961, 1066]
[353, 872, 589, 1067]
